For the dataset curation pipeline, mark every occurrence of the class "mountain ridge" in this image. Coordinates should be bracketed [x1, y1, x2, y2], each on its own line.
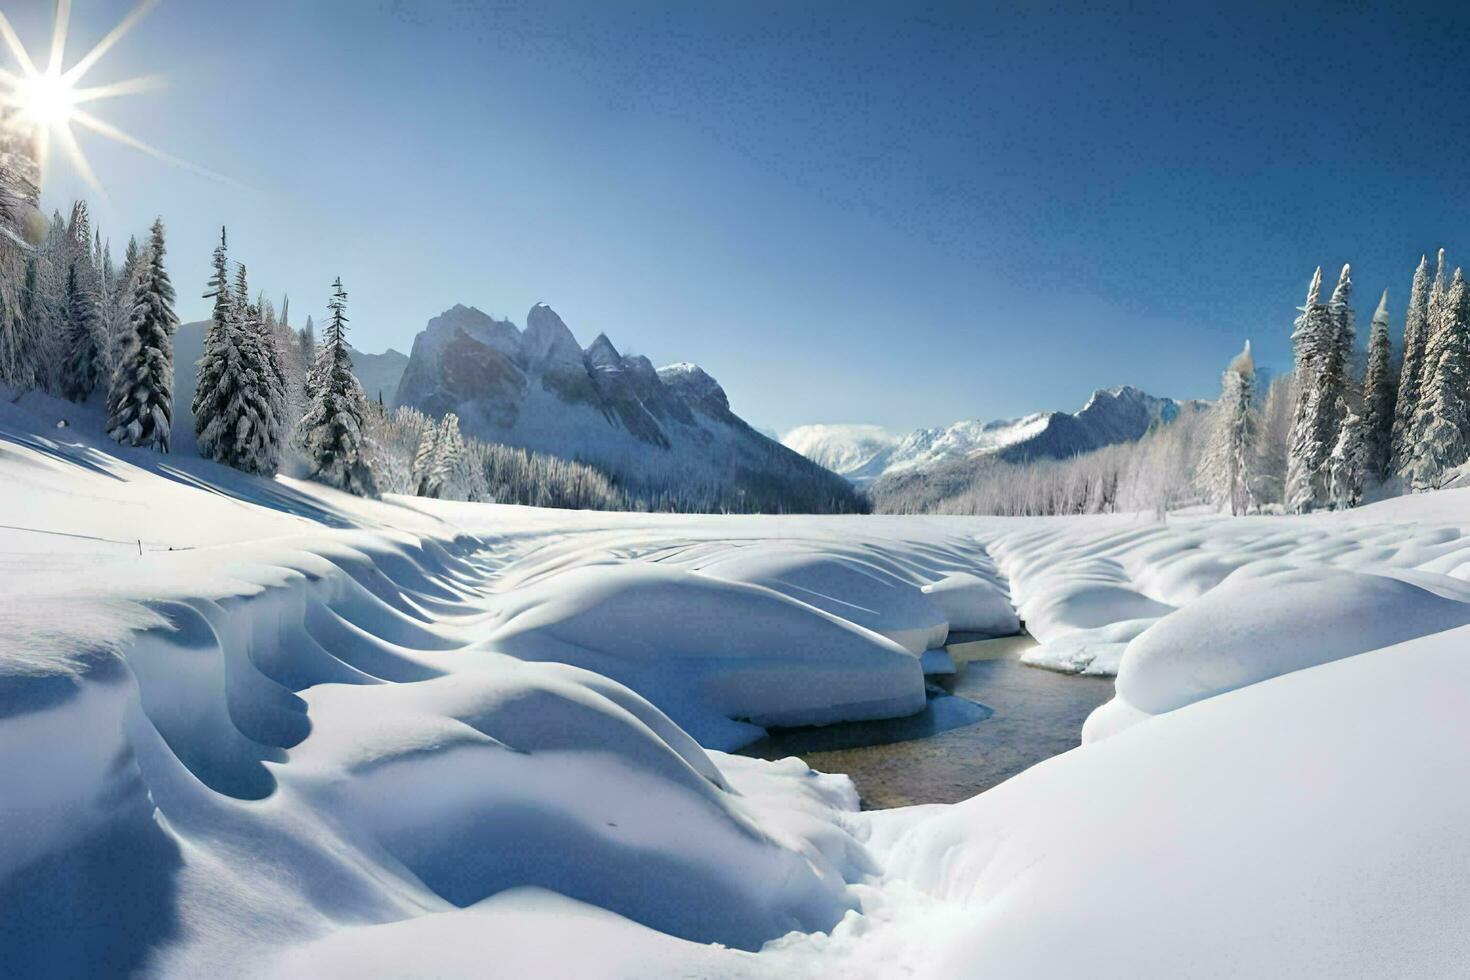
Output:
[393, 303, 866, 513]
[784, 386, 1198, 487]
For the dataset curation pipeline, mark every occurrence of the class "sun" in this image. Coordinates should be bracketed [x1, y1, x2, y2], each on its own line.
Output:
[0, 0, 218, 200]
[14, 69, 78, 129]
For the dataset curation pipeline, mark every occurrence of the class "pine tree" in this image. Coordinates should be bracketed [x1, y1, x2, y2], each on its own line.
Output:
[1361, 289, 1396, 483]
[106, 219, 176, 452]
[294, 278, 376, 495]
[1405, 268, 1470, 489]
[59, 263, 103, 401]
[35, 210, 69, 390]
[0, 176, 26, 379]
[1328, 410, 1367, 508]
[109, 234, 141, 371]
[0, 250, 40, 389]
[232, 263, 287, 473]
[193, 232, 288, 475]
[412, 421, 439, 494]
[95, 236, 116, 379]
[194, 227, 245, 464]
[1197, 340, 1258, 515]
[121, 235, 140, 293]
[1285, 266, 1348, 512]
[1328, 263, 1356, 397]
[299, 315, 318, 395]
[417, 413, 464, 498]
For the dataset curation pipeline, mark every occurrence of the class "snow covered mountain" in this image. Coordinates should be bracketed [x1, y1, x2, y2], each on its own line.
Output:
[785, 386, 1190, 486]
[351, 346, 409, 406]
[394, 303, 866, 513]
[782, 424, 900, 487]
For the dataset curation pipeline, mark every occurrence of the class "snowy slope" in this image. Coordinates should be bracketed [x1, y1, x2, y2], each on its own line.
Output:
[6, 388, 1470, 977]
[785, 386, 1196, 486]
[393, 304, 865, 512]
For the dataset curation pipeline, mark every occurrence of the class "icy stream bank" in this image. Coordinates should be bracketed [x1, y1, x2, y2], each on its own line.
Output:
[741, 633, 1113, 808]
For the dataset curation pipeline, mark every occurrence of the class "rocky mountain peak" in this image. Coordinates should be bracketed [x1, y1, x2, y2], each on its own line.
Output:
[657, 362, 729, 414]
[391, 303, 864, 513]
[523, 303, 583, 368]
[585, 333, 623, 371]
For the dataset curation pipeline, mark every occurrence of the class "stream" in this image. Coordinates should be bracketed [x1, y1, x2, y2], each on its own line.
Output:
[739, 633, 1115, 809]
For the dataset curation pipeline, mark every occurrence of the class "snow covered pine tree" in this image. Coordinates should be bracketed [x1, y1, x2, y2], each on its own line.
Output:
[1405, 267, 1470, 489]
[1198, 340, 1259, 515]
[1361, 289, 1396, 483]
[59, 262, 103, 402]
[193, 227, 245, 465]
[414, 412, 464, 498]
[231, 262, 288, 473]
[193, 231, 288, 475]
[1328, 410, 1367, 508]
[106, 218, 176, 452]
[294, 277, 377, 495]
[1286, 266, 1351, 512]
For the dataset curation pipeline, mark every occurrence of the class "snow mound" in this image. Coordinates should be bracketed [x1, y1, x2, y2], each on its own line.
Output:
[282, 663, 863, 951]
[920, 572, 1019, 636]
[695, 547, 950, 655]
[486, 561, 927, 747]
[1089, 566, 1470, 739]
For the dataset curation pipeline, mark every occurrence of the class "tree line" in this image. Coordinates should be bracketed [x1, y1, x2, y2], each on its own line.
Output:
[0, 199, 180, 452]
[0, 195, 864, 514]
[1203, 253, 1470, 514]
[0, 198, 388, 497]
[877, 251, 1470, 517]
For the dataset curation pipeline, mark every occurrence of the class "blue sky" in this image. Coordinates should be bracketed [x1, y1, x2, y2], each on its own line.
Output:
[12, 0, 1470, 434]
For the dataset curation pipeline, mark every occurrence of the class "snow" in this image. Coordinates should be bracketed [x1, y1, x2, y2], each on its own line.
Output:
[870, 628, 1470, 978]
[785, 385, 1189, 484]
[8, 384, 1470, 977]
[483, 561, 926, 747]
[1104, 565, 1470, 734]
[780, 423, 898, 487]
[694, 547, 949, 656]
[919, 571, 1019, 635]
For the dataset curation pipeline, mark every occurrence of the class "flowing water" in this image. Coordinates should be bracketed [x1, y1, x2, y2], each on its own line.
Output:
[739, 634, 1115, 809]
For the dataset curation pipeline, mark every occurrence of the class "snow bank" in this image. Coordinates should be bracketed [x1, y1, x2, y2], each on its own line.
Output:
[1018, 616, 1152, 675]
[695, 547, 951, 655]
[873, 627, 1470, 978]
[1097, 566, 1470, 737]
[485, 562, 927, 748]
[920, 571, 1020, 636]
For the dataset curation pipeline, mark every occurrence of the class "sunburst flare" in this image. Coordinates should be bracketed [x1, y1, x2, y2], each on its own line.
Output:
[0, 0, 219, 205]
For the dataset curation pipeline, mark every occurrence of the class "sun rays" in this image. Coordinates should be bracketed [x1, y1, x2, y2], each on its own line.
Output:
[0, 0, 220, 199]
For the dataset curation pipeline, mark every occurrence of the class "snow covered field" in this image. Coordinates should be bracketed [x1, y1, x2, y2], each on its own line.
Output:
[5, 388, 1470, 978]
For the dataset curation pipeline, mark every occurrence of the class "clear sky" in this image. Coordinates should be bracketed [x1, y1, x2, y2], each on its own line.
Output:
[11, 0, 1470, 435]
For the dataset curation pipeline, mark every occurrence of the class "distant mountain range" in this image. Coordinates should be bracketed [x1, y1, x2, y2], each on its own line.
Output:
[353, 347, 409, 406]
[392, 304, 865, 513]
[784, 386, 1196, 487]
